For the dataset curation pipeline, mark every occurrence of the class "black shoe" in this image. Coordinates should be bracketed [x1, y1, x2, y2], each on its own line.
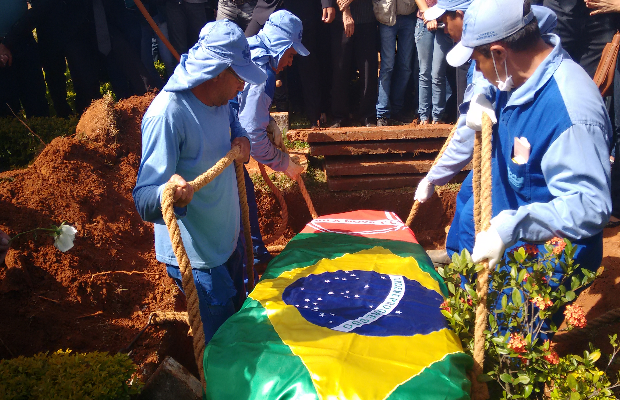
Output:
[362, 117, 376, 127]
[330, 119, 343, 128]
[391, 113, 412, 124]
[377, 117, 389, 127]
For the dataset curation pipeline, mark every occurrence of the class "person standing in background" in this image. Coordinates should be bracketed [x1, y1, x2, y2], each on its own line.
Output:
[374, 0, 418, 126]
[414, 0, 452, 124]
[330, 0, 378, 127]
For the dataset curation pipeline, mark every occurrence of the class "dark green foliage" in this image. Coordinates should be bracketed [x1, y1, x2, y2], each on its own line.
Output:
[0, 116, 78, 172]
[0, 350, 143, 400]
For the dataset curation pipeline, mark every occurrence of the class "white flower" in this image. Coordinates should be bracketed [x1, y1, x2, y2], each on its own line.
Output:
[53, 224, 77, 252]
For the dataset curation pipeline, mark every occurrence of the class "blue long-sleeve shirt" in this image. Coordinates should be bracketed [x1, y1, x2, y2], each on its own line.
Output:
[237, 36, 290, 172]
[425, 5, 557, 186]
[133, 90, 248, 269]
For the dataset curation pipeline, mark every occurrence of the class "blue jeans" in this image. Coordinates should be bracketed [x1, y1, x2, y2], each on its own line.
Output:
[414, 19, 452, 122]
[166, 236, 246, 344]
[376, 14, 416, 119]
[243, 166, 273, 266]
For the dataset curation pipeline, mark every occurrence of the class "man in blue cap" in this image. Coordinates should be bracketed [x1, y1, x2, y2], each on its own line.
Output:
[133, 20, 267, 344]
[444, 0, 611, 326]
[235, 10, 309, 269]
[414, 0, 557, 264]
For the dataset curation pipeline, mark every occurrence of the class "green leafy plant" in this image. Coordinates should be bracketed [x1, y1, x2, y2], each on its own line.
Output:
[0, 350, 142, 400]
[0, 116, 78, 171]
[438, 239, 620, 398]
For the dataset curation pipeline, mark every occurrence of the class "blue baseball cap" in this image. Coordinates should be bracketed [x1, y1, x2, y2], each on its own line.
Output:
[424, 0, 474, 22]
[164, 20, 266, 92]
[263, 10, 309, 57]
[446, 0, 534, 67]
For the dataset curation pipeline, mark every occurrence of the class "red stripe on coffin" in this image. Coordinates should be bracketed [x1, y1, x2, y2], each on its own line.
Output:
[300, 210, 418, 244]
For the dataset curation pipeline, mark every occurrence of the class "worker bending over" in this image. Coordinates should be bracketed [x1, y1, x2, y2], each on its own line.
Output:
[445, 0, 611, 291]
[133, 21, 266, 344]
[235, 10, 308, 267]
[415, 0, 557, 262]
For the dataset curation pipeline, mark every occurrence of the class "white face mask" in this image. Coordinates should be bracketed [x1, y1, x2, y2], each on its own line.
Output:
[491, 52, 514, 92]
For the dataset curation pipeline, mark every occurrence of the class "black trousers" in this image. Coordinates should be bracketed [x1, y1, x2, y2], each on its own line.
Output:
[331, 21, 378, 121]
[0, 36, 48, 118]
[165, 0, 216, 56]
[543, 0, 616, 78]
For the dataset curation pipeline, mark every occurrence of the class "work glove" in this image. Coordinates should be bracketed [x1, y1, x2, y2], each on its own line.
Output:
[266, 117, 283, 149]
[471, 225, 506, 269]
[284, 155, 304, 180]
[466, 93, 497, 131]
[414, 177, 435, 203]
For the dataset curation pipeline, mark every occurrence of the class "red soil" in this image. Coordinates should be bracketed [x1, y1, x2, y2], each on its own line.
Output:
[0, 92, 618, 383]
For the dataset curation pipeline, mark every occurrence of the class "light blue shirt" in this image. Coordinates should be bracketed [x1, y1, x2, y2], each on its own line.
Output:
[133, 90, 248, 269]
[237, 53, 289, 171]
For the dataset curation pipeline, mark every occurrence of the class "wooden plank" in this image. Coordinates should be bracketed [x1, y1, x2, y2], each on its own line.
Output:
[326, 172, 469, 191]
[309, 139, 446, 156]
[287, 124, 454, 143]
[325, 157, 435, 176]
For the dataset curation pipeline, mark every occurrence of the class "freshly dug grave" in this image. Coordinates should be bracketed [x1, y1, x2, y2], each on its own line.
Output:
[0, 92, 618, 385]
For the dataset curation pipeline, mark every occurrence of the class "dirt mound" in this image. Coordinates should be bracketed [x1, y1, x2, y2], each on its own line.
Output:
[0, 92, 194, 379]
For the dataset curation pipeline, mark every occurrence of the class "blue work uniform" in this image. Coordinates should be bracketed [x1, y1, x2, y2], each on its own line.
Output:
[455, 34, 611, 340]
[236, 30, 298, 267]
[421, 5, 558, 256]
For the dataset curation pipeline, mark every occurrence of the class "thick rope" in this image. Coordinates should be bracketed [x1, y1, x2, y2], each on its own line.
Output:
[471, 114, 494, 400]
[150, 311, 189, 325]
[161, 146, 244, 390]
[297, 175, 318, 219]
[258, 163, 289, 244]
[406, 124, 459, 226]
[256, 135, 318, 247]
[236, 161, 255, 290]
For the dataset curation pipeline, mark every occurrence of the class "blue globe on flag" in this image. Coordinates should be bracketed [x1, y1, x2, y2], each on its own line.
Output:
[282, 270, 448, 337]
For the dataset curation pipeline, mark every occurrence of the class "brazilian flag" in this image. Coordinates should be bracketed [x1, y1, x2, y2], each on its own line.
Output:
[204, 210, 472, 400]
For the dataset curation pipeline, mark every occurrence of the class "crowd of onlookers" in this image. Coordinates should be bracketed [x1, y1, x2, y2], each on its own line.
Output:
[0, 0, 619, 224]
[0, 1, 618, 128]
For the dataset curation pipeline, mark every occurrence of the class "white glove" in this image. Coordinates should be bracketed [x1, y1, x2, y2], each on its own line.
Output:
[267, 117, 283, 149]
[414, 177, 435, 203]
[284, 155, 304, 180]
[471, 225, 506, 269]
[466, 93, 498, 131]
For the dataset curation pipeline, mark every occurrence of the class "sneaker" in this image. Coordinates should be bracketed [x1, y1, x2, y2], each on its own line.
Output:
[330, 119, 343, 128]
[377, 117, 389, 127]
[606, 215, 620, 228]
[361, 117, 376, 127]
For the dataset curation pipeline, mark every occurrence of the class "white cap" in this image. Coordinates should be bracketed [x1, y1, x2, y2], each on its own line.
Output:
[424, 0, 474, 21]
[446, 0, 534, 67]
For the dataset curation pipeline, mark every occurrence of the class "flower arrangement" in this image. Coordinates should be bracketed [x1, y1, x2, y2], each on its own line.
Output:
[437, 238, 620, 398]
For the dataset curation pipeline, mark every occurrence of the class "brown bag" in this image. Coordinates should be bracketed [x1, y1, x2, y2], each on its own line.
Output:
[593, 31, 620, 97]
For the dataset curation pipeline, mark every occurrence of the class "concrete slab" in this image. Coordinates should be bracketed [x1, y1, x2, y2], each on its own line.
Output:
[288, 124, 453, 143]
[270, 112, 289, 133]
[309, 139, 445, 156]
[138, 356, 202, 400]
[325, 157, 434, 176]
[326, 171, 468, 191]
